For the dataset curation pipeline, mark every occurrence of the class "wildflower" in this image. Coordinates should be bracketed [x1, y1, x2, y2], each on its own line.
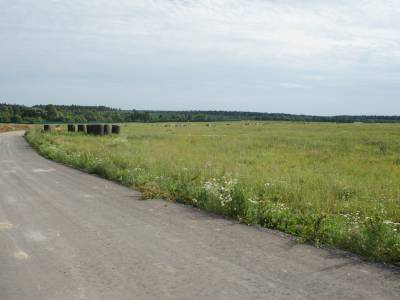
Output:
[383, 220, 400, 226]
[248, 198, 259, 205]
[203, 176, 239, 207]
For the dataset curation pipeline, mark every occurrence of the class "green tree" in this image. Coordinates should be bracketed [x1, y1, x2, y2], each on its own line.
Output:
[11, 113, 23, 123]
[0, 107, 12, 123]
[45, 104, 60, 121]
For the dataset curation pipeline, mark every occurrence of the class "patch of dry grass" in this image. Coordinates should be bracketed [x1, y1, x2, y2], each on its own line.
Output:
[0, 124, 35, 133]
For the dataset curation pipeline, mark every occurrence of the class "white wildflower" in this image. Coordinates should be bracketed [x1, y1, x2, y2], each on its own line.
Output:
[248, 198, 259, 205]
[203, 176, 239, 207]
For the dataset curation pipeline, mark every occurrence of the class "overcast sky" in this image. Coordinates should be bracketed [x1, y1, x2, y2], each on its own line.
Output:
[1, 0, 399, 115]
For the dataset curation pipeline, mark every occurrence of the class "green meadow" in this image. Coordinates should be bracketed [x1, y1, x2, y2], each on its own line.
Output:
[26, 122, 400, 263]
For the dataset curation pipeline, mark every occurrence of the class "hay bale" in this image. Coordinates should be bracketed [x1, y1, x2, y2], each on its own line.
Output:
[87, 124, 104, 135]
[77, 124, 87, 133]
[112, 125, 121, 134]
[86, 125, 93, 134]
[98, 124, 105, 135]
[67, 124, 76, 132]
[104, 124, 112, 135]
[43, 125, 54, 132]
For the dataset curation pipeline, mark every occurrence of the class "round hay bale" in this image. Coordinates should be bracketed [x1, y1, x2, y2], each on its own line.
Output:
[86, 124, 94, 134]
[67, 124, 76, 132]
[43, 124, 54, 132]
[104, 124, 112, 135]
[86, 124, 104, 135]
[112, 125, 121, 134]
[77, 124, 87, 133]
[98, 124, 105, 135]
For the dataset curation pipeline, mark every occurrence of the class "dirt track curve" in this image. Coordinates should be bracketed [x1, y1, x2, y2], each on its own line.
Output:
[0, 131, 399, 299]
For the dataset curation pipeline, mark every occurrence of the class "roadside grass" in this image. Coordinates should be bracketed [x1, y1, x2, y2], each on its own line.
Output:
[26, 122, 400, 263]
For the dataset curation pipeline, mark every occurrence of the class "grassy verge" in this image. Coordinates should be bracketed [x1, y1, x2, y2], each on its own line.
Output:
[25, 122, 400, 263]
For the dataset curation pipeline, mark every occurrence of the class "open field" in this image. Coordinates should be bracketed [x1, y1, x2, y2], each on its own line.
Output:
[26, 122, 400, 263]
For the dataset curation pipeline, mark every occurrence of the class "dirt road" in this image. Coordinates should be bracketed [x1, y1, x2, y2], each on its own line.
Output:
[0, 131, 399, 299]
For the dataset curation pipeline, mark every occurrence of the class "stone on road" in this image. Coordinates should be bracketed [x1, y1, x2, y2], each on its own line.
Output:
[0, 131, 399, 299]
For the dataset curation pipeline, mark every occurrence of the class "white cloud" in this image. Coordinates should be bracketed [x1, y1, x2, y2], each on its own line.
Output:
[1, 0, 400, 70]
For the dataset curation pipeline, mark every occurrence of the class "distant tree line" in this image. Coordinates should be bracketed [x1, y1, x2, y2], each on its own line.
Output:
[1, 103, 400, 124]
[0, 104, 150, 124]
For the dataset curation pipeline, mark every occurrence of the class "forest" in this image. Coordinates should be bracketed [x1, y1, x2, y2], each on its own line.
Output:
[1, 103, 400, 124]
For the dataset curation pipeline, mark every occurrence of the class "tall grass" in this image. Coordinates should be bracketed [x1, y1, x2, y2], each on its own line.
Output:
[26, 122, 400, 263]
